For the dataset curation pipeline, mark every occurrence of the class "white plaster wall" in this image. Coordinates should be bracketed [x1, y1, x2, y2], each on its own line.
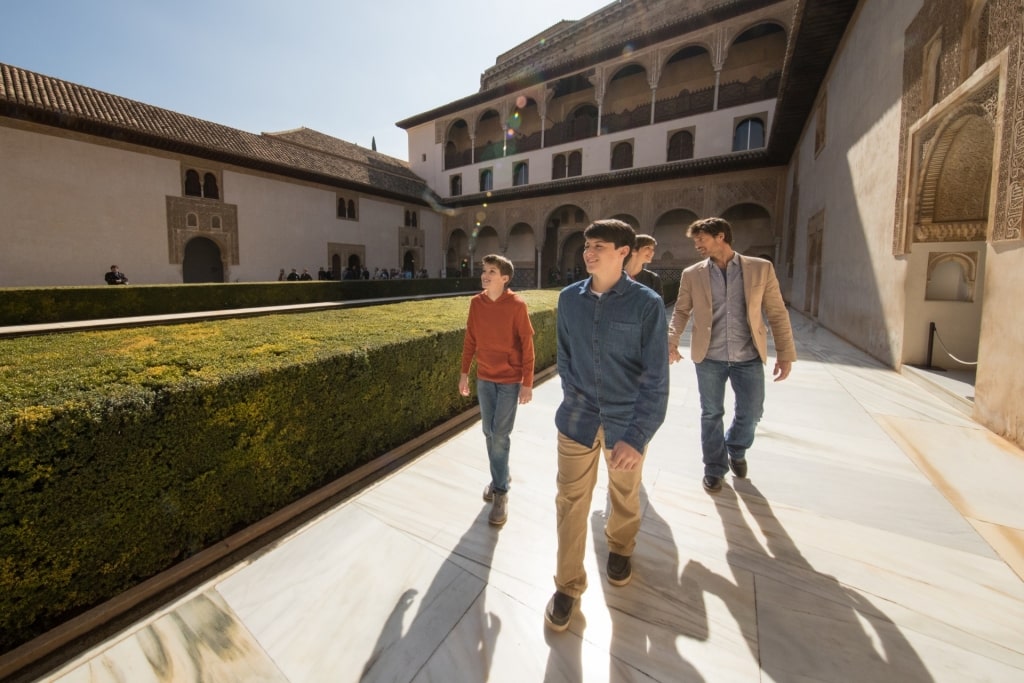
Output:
[0, 123, 442, 287]
[784, 0, 923, 367]
[0, 124, 183, 286]
[430, 100, 776, 199]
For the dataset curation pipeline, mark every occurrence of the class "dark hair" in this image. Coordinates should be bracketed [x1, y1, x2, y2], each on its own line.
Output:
[584, 219, 636, 251]
[481, 253, 514, 285]
[686, 217, 732, 244]
[634, 234, 657, 249]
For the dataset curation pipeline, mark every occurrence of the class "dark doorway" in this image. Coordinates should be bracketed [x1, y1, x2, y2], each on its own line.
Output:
[183, 237, 224, 283]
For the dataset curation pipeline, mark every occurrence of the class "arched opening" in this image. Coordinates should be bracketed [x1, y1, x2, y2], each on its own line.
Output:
[656, 45, 715, 122]
[445, 119, 471, 169]
[202, 173, 219, 200]
[542, 204, 590, 285]
[720, 23, 786, 108]
[653, 208, 700, 268]
[476, 109, 504, 161]
[603, 63, 650, 134]
[473, 226, 501, 260]
[720, 203, 775, 259]
[182, 237, 223, 283]
[184, 169, 201, 197]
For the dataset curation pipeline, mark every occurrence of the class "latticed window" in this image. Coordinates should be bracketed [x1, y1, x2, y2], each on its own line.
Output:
[667, 130, 694, 161]
[611, 142, 633, 170]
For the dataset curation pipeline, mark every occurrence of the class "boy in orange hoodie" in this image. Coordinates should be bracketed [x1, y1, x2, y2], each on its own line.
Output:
[459, 254, 535, 526]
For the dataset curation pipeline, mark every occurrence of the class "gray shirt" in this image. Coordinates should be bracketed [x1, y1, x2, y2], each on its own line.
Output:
[705, 252, 759, 362]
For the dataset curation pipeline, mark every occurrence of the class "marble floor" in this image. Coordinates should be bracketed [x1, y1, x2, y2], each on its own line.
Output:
[30, 311, 1024, 682]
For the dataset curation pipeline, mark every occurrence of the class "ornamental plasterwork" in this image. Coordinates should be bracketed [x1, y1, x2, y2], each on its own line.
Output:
[712, 176, 779, 216]
[652, 185, 705, 216]
[995, 29, 1022, 241]
[506, 204, 536, 226]
[165, 196, 239, 265]
[603, 191, 643, 217]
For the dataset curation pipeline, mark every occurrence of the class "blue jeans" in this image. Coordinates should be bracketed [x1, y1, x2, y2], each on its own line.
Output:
[694, 358, 765, 477]
[477, 379, 520, 494]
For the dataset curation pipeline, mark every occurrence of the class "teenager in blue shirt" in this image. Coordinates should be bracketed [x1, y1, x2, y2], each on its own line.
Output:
[545, 219, 670, 632]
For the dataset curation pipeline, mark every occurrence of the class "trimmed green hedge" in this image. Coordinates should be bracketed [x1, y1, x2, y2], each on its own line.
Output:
[0, 290, 559, 653]
[0, 278, 483, 327]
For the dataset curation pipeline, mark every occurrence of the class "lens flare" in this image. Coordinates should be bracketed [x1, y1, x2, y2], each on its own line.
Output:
[515, 95, 527, 109]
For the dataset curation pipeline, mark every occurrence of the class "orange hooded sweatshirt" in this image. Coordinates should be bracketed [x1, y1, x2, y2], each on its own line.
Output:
[461, 289, 535, 387]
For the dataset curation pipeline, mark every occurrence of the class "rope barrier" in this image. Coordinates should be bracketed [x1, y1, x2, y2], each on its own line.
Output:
[931, 325, 979, 366]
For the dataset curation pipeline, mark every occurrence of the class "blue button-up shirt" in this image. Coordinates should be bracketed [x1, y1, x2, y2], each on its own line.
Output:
[555, 273, 670, 452]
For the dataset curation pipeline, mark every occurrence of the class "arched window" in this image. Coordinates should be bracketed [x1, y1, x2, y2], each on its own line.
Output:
[211, 216, 221, 229]
[203, 172, 219, 199]
[480, 169, 493, 192]
[186, 212, 198, 227]
[667, 130, 694, 161]
[568, 151, 582, 177]
[184, 170, 201, 197]
[404, 210, 411, 226]
[732, 118, 765, 151]
[513, 162, 529, 186]
[347, 199, 356, 218]
[337, 198, 346, 218]
[450, 175, 462, 196]
[552, 154, 567, 180]
[411, 211, 418, 227]
[611, 142, 633, 170]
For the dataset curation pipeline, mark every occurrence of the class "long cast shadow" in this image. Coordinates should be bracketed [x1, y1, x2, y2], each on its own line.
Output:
[693, 479, 933, 682]
[591, 487, 706, 682]
[360, 507, 500, 682]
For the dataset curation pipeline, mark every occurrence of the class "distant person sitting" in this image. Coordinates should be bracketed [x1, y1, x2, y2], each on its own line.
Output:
[104, 265, 128, 285]
[287, 269, 300, 281]
[299, 269, 313, 281]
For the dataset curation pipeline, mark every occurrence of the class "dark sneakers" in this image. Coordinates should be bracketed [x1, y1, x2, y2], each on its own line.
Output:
[607, 552, 632, 586]
[545, 591, 576, 632]
[702, 474, 723, 492]
[729, 457, 748, 478]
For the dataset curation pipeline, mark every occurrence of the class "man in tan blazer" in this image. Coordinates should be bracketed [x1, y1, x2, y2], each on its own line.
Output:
[669, 217, 796, 492]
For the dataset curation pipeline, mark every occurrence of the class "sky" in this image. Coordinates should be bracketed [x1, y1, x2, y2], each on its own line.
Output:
[1, 0, 615, 161]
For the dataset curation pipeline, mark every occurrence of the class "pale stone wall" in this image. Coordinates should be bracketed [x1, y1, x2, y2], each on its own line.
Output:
[975, 245, 1024, 444]
[784, 0, 923, 367]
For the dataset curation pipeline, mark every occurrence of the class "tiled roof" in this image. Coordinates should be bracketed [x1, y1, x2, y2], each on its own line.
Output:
[0, 63, 435, 204]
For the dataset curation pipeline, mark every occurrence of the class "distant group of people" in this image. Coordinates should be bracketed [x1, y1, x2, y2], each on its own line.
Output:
[274, 266, 433, 281]
[458, 217, 796, 634]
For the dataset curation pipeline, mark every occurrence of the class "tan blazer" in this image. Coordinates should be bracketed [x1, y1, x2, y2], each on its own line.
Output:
[669, 254, 796, 364]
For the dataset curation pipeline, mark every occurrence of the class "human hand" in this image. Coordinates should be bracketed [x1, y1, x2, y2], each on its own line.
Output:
[773, 360, 792, 382]
[458, 374, 470, 396]
[519, 386, 533, 404]
[609, 441, 643, 471]
[669, 347, 684, 364]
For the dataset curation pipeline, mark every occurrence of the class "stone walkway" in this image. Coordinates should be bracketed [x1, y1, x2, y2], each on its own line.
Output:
[25, 311, 1024, 682]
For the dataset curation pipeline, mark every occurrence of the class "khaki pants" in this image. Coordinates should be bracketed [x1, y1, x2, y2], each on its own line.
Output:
[554, 428, 644, 598]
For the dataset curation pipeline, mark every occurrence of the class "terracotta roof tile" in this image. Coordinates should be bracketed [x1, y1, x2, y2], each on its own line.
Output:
[0, 63, 434, 204]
